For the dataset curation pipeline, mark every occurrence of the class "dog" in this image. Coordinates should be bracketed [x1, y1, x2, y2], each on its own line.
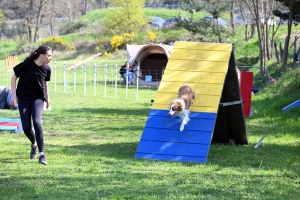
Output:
[168, 84, 196, 131]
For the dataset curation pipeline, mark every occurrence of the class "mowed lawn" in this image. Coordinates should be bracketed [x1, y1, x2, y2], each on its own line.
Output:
[0, 83, 299, 199]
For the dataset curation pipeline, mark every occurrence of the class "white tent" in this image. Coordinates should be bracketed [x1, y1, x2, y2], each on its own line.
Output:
[127, 43, 173, 86]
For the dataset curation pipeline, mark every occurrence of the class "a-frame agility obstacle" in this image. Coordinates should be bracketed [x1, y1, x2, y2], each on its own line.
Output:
[134, 41, 248, 163]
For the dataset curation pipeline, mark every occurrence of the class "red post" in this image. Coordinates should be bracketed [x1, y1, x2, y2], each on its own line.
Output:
[240, 71, 253, 117]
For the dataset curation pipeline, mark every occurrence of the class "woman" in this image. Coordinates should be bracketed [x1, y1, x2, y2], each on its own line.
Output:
[10, 45, 52, 165]
[119, 61, 134, 85]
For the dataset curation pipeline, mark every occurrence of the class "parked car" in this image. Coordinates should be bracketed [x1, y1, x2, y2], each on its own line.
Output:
[163, 17, 177, 28]
[149, 17, 165, 28]
[163, 17, 188, 28]
[234, 12, 277, 26]
[200, 16, 229, 26]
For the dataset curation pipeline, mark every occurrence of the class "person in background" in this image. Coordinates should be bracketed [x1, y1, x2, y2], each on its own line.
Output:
[119, 61, 134, 85]
[10, 45, 52, 165]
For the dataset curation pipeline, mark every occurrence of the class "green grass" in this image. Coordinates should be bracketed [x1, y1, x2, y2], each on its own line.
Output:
[1, 8, 300, 199]
[1, 65, 300, 199]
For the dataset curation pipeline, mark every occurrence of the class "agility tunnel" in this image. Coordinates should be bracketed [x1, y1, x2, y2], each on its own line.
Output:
[134, 41, 248, 163]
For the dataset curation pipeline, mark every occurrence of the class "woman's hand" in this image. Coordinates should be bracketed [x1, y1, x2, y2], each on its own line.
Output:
[46, 99, 51, 109]
[10, 98, 18, 107]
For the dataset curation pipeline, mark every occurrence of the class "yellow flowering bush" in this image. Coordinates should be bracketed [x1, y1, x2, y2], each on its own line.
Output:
[110, 33, 136, 51]
[110, 35, 124, 50]
[41, 36, 75, 51]
[103, 52, 112, 57]
[147, 31, 156, 42]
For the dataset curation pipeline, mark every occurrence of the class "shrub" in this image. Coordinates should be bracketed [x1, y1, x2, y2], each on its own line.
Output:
[103, 52, 112, 57]
[95, 37, 111, 53]
[110, 33, 136, 51]
[110, 35, 124, 50]
[41, 36, 76, 51]
[147, 31, 156, 42]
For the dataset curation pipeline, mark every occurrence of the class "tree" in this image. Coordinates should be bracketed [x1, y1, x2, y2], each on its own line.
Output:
[241, 0, 281, 77]
[177, 0, 231, 43]
[74, 0, 88, 16]
[273, 0, 300, 65]
[103, 0, 148, 35]
[33, 0, 48, 42]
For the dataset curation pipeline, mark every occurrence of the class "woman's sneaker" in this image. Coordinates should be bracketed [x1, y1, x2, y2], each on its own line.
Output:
[30, 145, 38, 159]
[39, 154, 47, 165]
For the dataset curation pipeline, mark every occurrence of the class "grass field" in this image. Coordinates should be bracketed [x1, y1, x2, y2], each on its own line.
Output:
[0, 7, 300, 200]
[1, 64, 300, 199]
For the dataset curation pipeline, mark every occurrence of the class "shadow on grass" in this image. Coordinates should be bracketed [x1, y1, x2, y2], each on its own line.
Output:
[62, 107, 151, 117]
[46, 140, 300, 173]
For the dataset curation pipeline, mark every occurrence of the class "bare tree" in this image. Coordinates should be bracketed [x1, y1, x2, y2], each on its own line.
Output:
[229, 0, 236, 35]
[12, 0, 35, 43]
[64, 0, 77, 21]
[33, 0, 48, 42]
[74, 0, 88, 16]
[49, 0, 55, 36]
[242, 0, 279, 77]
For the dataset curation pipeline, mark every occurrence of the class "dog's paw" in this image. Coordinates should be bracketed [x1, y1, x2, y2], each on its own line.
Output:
[180, 124, 184, 132]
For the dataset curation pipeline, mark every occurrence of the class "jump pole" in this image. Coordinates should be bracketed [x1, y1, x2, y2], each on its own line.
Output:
[104, 64, 107, 97]
[84, 63, 86, 95]
[66, 53, 102, 71]
[64, 62, 66, 93]
[94, 63, 97, 96]
[74, 62, 76, 93]
[115, 64, 118, 98]
[54, 60, 57, 92]
[282, 99, 300, 111]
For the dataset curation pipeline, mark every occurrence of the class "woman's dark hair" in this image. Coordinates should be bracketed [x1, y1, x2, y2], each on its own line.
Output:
[24, 45, 52, 61]
[124, 61, 132, 66]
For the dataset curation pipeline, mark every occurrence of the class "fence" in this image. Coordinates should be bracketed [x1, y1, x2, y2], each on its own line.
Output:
[0, 62, 162, 101]
[0, 62, 271, 100]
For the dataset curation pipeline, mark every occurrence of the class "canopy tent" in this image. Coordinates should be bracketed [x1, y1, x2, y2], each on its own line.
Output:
[127, 43, 173, 86]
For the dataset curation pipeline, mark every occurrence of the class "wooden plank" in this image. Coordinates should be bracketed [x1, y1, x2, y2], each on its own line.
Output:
[152, 93, 220, 110]
[152, 103, 218, 113]
[161, 70, 226, 84]
[134, 153, 207, 163]
[144, 115, 215, 132]
[174, 41, 232, 52]
[135, 140, 210, 157]
[148, 110, 217, 118]
[166, 59, 229, 72]
[169, 49, 231, 62]
[157, 82, 223, 96]
[141, 128, 212, 144]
